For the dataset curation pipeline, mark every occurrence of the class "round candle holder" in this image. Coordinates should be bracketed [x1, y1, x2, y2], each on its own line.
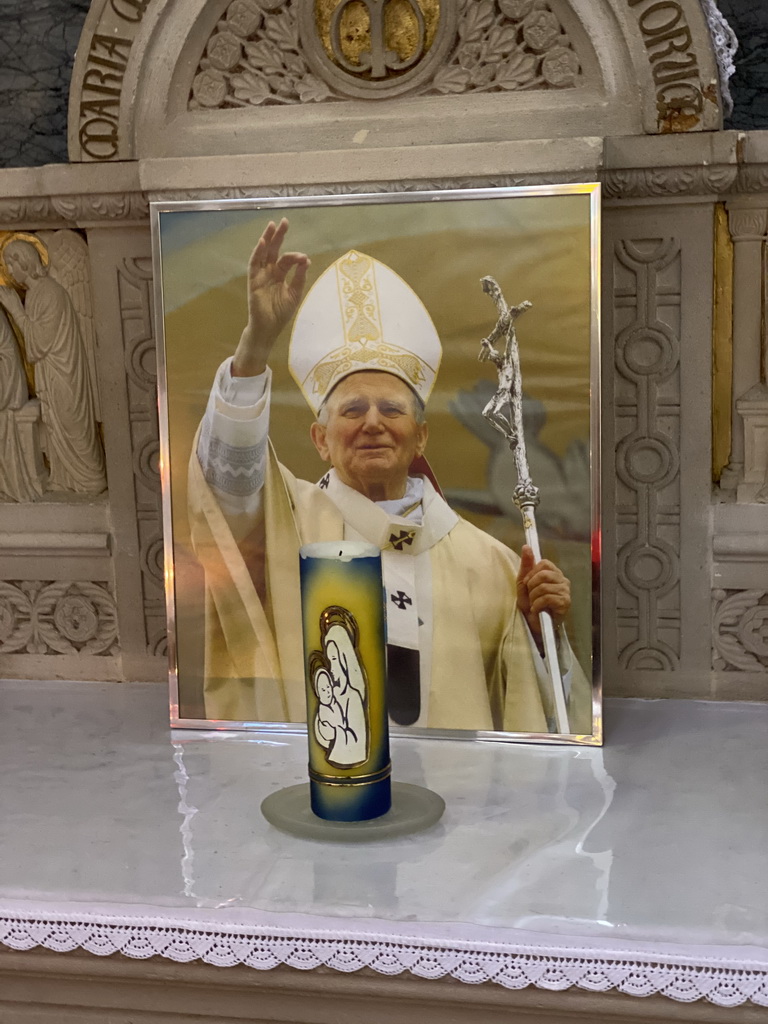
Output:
[261, 781, 445, 842]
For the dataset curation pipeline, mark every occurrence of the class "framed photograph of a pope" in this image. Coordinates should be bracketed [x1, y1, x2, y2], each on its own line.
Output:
[153, 185, 601, 744]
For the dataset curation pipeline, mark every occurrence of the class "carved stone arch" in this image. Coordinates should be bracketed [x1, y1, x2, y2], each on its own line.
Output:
[68, 0, 723, 164]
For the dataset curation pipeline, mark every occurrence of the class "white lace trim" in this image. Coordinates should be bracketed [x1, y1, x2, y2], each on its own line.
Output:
[1, 910, 766, 1007]
[699, 0, 738, 116]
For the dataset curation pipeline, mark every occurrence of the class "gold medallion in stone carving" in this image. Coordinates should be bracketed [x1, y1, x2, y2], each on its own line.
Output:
[315, 0, 440, 79]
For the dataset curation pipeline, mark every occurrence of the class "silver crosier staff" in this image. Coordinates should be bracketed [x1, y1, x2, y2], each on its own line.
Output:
[477, 276, 570, 734]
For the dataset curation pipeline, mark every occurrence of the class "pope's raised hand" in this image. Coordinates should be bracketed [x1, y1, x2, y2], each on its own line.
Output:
[233, 218, 310, 376]
[516, 544, 571, 640]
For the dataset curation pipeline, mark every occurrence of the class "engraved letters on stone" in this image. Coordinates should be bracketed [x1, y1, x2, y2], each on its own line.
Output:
[626, 0, 708, 130]
[76, 0, 152, 161]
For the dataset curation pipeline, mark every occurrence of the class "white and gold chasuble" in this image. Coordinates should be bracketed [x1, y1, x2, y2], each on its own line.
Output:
[188, 446, 552, 733]
[189, 357, 594, 732]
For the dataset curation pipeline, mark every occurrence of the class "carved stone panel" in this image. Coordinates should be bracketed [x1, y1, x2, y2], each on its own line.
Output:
[603, 166, 738, 200]
[736, 383, 768, 502]
[118, 256, 167, 660]
[0, 229, 107, 502]
[68, 0, 724, 163]
[190, 0, 582, 108]
[713, 589, 768, 675]
[711, 501, 768, 701]
[613, 239, 682, 673]
[603, 205, 714, 699]
[147, 167, 596, 203]
[0, 196, 150, 232]
[0, 581, 118, 657]
[85, 226, 166, 683]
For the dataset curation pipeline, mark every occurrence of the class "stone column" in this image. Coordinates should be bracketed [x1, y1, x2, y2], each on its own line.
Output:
[720, 203, 768, 493]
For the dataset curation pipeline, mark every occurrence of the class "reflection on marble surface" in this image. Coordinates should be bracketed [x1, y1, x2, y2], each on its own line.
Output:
[0, 680, 766, 948]
[0, 681, 184, 906]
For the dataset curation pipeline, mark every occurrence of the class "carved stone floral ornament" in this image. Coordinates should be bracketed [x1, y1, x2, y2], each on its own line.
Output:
[0, 581, 119, 656]
[190, 0, 581, 109]
[713, 590, 768, 672]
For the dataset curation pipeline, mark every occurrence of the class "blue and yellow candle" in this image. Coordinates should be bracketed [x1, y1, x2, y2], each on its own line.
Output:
[299, 541, 391, 821]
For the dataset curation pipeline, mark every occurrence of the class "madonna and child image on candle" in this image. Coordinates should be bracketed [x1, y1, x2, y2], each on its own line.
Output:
[299, 541, 391, 822]
[157, 187, 602, 820]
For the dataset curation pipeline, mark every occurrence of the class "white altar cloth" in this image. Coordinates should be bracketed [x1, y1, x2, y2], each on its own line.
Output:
[0, 680, 766, 1008]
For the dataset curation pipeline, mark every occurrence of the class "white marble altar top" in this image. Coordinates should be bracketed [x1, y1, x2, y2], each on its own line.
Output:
[0, 680, 766, 1003]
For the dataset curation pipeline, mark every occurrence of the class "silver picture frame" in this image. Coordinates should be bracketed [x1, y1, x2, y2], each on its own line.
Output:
[151, 183, 602, 745]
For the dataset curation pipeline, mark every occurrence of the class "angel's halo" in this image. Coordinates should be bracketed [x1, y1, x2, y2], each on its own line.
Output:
[0, 232, 50, 289]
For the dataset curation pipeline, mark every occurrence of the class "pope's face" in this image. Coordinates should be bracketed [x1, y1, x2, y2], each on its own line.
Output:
[310, 372, 428, 502]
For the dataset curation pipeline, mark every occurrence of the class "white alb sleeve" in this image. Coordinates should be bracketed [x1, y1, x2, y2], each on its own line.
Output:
[522, 618, 575, 728]
[196, 357, 271, 538]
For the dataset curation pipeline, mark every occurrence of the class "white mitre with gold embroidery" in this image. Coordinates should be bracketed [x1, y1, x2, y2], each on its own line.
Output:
[288, 249, 442, 415]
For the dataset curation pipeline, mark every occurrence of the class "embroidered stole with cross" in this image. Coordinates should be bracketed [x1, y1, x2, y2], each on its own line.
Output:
[318, 469, 458, 727]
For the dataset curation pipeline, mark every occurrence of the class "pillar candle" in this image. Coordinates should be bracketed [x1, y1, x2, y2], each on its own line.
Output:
[299, 541, 391, 821]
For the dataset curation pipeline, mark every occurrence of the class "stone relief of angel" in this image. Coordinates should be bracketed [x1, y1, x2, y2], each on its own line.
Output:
[0, 307, 46, 502]
[0, 231, 106, 497]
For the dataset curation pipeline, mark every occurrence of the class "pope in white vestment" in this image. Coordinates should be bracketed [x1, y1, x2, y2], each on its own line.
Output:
[189, 220, 591, 734]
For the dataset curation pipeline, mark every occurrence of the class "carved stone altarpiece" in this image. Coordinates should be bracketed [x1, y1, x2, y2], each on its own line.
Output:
[190, 0, 582, 109]
[1, 0, 765, 706]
